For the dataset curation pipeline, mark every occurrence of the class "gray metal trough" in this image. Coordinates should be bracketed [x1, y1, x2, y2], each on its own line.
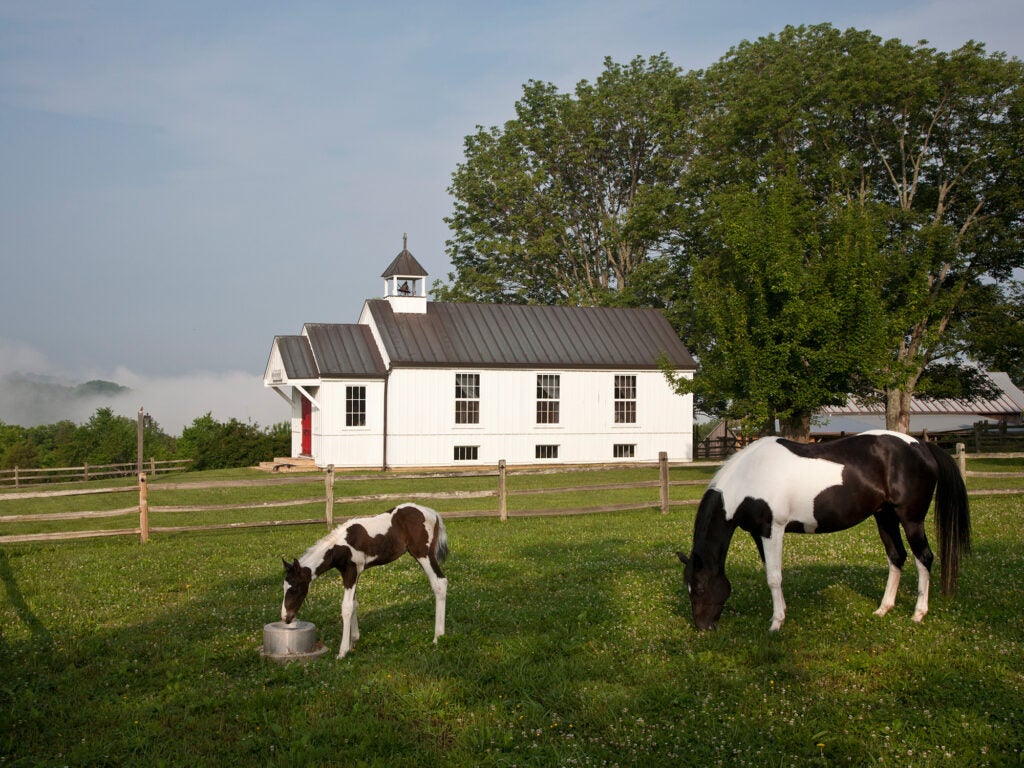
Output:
[260, 620, 328, 663]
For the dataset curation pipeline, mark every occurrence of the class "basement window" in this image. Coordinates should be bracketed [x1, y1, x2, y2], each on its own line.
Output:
[453, 445, 479, 461]
[613, 443, 636, 458]
[535, 444, 559, 460]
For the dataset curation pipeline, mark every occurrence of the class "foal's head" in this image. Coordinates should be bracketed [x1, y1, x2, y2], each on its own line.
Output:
[676, 551, 731, 631]
[281, 558, 313, 624]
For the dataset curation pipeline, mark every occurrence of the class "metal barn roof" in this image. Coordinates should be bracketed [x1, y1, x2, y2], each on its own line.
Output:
[303, 324, 388, 377]
[816, 371, 1024, 433]
[363, 300, 696, 370]
[270, 325, 387, 380]
[271, 335, 319, 380]
[381, 248, 428, 278]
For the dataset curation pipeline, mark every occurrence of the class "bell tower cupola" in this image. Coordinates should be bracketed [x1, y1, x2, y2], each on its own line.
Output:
[381, 234, 428, 314]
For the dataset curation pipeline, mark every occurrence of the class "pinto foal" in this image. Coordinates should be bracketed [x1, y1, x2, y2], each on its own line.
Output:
[282, 503, 448, 658]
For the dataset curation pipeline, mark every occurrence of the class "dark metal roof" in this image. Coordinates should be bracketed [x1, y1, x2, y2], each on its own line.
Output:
[303, 324, 388, 377]
[364, 300, 696, 370]
[273, 335, 318, 380]
[821, 371, 1024, 419]
[381, 247, 428, 279]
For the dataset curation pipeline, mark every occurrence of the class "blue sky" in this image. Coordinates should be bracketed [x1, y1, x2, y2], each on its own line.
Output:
[1, 0, 1022, 431]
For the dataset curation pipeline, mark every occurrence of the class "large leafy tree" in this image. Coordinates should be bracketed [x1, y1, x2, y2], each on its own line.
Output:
[677, 169, 890, 437]
[675, 25, 1024, 436]
[441, 54, 694, 306]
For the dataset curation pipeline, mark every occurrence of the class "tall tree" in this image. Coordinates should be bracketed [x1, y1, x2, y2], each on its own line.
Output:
[441, 55, 694, 306]
[675, 25, 1024, 435]
[674, 168, 889, 438]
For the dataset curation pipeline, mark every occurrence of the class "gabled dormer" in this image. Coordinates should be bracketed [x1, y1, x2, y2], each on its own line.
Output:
[381, 234, 428, 314]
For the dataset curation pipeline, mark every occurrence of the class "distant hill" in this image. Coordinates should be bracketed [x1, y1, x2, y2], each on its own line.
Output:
[74, 379, 130, 397]
[0, 373, 131, 427]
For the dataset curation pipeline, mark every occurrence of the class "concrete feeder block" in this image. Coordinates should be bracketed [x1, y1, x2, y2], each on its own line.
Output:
[260, 620, 328, 663]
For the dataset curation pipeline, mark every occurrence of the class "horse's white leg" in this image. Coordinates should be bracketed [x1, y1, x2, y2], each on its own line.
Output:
[432, 576, 447, 642]
[763, 527, 787, 632]
[874, 562, 902, 617]
[416, 557, 447, 643]
[339, 586, 356, 659]
[350, 588, 360, 644]
[911, 557, 930, 623]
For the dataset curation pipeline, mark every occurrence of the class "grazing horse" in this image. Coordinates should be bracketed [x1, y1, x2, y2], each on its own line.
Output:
[677, 430, 970, 631]
[282, 503, 448, 658]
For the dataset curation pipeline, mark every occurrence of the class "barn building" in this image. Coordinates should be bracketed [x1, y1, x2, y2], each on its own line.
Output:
[263, 241, 696, 469]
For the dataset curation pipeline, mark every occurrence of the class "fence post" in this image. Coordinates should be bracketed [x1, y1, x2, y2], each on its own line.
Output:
[138, 472, 149, 543]
[498, 460, 507, 522]
[659, 451, 669, 514]
[84, 462, 89, 482]
[956, 443, 967, 479]
[137, 407, 144, 476]
[150, 457, 156, 475]
[13, 466, 18, 489]
[325, 465, 335, 530]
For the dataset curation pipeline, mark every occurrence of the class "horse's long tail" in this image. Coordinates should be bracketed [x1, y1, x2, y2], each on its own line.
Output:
[927, 442, 971, 596]
[432, 512, 449, 564]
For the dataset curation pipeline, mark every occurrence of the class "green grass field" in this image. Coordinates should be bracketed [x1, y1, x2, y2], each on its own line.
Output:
[1, 464, 1022, 766]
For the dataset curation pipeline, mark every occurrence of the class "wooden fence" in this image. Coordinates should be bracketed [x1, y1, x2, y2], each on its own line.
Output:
[0, 454, 699, 544]
[1, 449, 1021, 546]
[0, 458, 192, 488]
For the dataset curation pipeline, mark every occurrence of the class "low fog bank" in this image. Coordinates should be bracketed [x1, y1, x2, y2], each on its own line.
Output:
[0, 369, 288, 435]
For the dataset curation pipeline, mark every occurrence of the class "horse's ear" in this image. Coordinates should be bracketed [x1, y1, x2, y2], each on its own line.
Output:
[676, 551, 689, 565]
[282, 557, 296, 573]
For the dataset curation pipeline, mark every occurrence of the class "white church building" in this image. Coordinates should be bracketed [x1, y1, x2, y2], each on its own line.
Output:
[263, 242, 696, 469]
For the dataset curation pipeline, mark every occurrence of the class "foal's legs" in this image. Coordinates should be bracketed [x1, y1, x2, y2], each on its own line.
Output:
[338, 564, 361, 659]
[350, 588, 360, 644]
[873, 509, 907, 618]
[762, 525, 787, 631]
[415, 555, 447, 643]
[339, 585, 357, 658]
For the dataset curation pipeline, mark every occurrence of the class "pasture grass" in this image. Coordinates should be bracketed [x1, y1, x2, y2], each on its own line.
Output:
[1, 468, 1022, 766]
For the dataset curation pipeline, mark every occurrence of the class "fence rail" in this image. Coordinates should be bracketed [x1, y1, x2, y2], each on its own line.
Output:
[1, 449, 1021, 545]
[0, 458, 192, 488]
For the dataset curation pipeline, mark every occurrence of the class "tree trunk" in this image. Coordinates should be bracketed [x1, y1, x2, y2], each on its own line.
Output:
[884, 387, 913, 433]
[778, 411, 811, 442]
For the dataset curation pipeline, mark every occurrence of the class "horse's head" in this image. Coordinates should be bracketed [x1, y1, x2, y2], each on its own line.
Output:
[281, 558, 313, 624]
[676, 551, 731, 631]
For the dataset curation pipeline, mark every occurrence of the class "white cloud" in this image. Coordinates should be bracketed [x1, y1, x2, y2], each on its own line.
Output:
[0, 340, 286, 434]
[109, 367, 286, 434]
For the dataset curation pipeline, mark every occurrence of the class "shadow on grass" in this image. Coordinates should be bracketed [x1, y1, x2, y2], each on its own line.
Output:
[0, 548, 53, 652]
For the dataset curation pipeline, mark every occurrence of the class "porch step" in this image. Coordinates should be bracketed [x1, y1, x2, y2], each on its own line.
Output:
[258, 456, 320, 473]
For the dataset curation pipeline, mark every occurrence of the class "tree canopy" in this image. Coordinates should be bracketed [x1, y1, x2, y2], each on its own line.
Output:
[674, 25, 1024, 433]
[441, 54, 695, 307]
[0, 409, 288, 472]
[442, 24, 1024, 439]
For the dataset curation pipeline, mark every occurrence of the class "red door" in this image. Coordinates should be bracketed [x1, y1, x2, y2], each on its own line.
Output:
[301, 397, 312, 456]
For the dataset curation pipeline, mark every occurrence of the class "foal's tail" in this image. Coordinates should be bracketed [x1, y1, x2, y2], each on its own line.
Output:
[927, 442, 971, 596]
[432, 512, 449, 564]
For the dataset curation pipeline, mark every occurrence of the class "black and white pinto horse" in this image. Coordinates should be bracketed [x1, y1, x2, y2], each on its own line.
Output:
[678, 430, 971, 631]
[282, 503, 448, 658]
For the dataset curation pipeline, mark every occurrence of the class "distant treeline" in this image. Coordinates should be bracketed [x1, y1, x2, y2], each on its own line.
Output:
[0, 407, 289, 472]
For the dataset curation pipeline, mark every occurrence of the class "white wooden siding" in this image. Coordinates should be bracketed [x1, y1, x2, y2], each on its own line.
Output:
[381, 368, 692, 468]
